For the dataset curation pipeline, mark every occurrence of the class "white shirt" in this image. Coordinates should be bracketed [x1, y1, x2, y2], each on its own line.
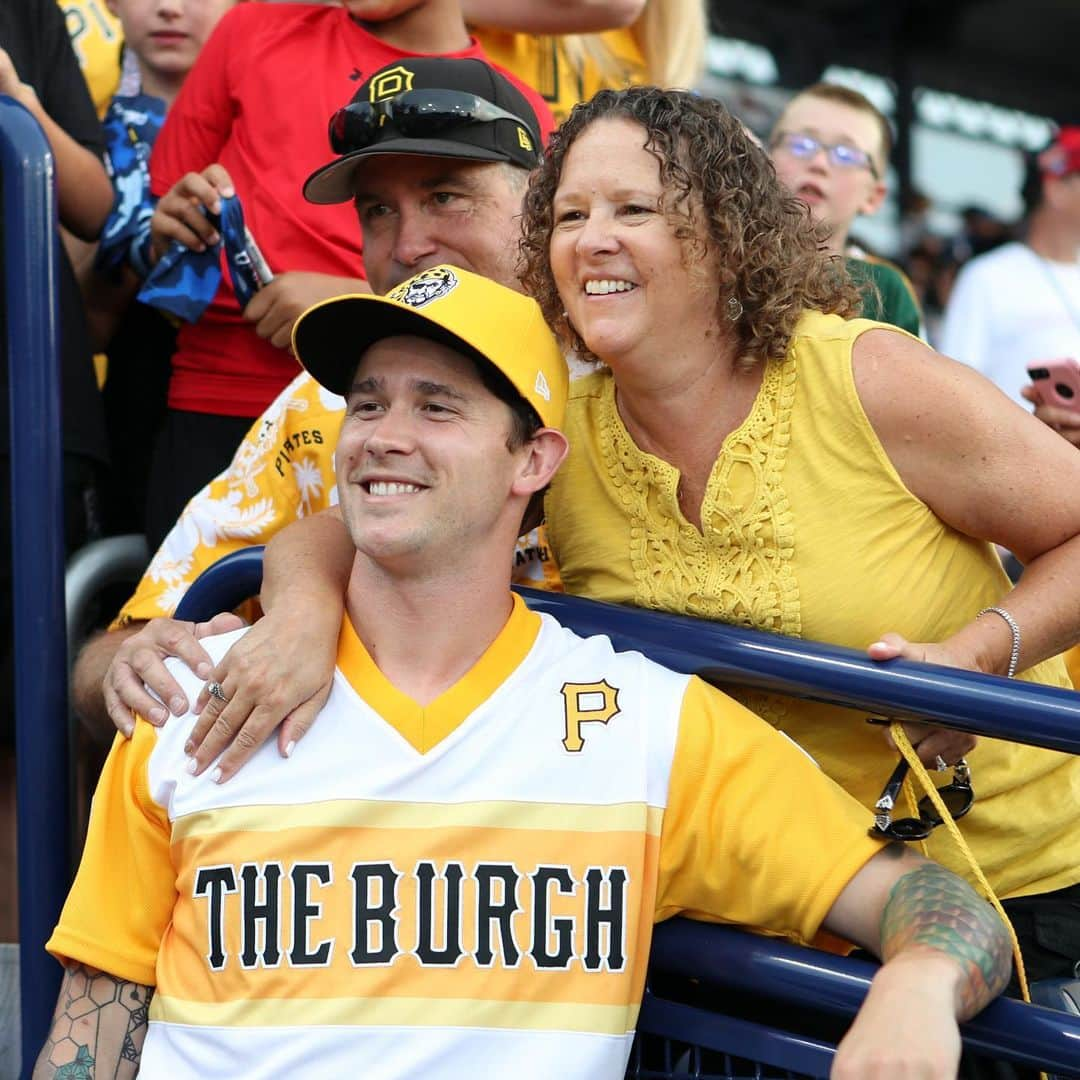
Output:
[938, 241, 1080, 408]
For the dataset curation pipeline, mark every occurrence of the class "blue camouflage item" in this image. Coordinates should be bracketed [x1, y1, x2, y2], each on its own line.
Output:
[137, 194, 265, 323]
[96, 93, 166, 280]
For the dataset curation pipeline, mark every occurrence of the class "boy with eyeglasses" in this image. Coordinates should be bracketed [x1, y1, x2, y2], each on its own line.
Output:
[138, 0, 553, 550]
[770, 82, 923, 336]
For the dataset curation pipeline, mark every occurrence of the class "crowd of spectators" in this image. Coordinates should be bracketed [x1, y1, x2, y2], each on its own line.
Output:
[3, 4, 1080, 1073]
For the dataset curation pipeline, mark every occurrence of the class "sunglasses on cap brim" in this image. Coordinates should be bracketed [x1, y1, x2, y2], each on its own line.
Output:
[329, 88, 530, 155]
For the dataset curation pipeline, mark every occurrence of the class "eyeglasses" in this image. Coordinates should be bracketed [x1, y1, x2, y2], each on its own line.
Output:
[329, 89, 527, 155]
[869, 757, 974, 842]
[772, 131, 879, 179]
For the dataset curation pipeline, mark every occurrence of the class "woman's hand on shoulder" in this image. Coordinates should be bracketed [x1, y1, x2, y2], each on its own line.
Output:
[104, 613, 245, 736]
[184, 604, 339, 783]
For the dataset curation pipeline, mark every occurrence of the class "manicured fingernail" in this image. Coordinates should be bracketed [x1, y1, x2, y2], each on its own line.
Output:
[284, 740, 296, 759]
[208, 231, 220, 245]
[122, 723, 134, 738]
[183, 739, 194, 755]
[186, 756, 198, 775]
[221, 186, 234, 198]
[170, 696, 186, 715]
[211, 767, 223, 784]
[870, 642, 887, 651]
[196, 662, 211, 678]
[150, 706, 167, 724]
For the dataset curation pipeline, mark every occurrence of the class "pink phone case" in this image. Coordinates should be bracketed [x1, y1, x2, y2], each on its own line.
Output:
[1027, 358, 1080, 410]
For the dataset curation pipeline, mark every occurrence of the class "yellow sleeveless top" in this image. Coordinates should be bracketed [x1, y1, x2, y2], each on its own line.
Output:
[546, 310, 1080, 900]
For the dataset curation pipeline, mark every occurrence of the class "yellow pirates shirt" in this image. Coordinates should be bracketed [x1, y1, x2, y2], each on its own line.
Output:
[474, 28, 645, 126]
[59, 0, 122, 115]
[51, 598, 881, 1078]
[114, 371, 561, 628]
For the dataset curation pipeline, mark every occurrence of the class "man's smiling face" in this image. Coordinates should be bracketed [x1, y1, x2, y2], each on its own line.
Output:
[335, 335, 527, 569]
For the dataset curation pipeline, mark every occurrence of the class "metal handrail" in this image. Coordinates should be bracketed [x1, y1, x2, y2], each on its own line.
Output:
[646, 920, 1080, 1076]
[0, 94, 69, 1077]
[175, 548, 1080, 756]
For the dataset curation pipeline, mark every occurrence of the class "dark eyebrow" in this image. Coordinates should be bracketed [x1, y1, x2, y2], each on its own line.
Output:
[414, 379, 467, 401]
[349, 375, 383, 395]
[347, 375, 468, 402]
[417, 169, 481, 193]
[354, 169, 480, 206]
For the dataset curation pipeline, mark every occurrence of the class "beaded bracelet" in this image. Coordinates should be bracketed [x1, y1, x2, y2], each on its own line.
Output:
[976, 606, 1021, 678]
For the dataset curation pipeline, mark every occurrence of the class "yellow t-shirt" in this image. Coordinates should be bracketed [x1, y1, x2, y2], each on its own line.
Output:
[546, 309, 1080, 901]
[58, 0, 122, 116]
[50, 602, 880, 1071]
[114, 371, 562, 628]
[474, 28, 645, 127]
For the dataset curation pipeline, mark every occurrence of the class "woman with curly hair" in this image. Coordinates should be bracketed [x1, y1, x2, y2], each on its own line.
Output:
[520, 86, 1080, 997]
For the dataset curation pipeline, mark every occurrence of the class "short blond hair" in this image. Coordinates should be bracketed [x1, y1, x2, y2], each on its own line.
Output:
[775, 83, 893, 167]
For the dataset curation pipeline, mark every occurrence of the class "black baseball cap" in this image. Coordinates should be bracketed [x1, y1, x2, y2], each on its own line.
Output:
[303, 57, 542, 205]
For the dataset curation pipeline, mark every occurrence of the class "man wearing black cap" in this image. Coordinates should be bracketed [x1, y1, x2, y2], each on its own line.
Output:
[73, 56, 560, 751]
[137, 0, 554, 549]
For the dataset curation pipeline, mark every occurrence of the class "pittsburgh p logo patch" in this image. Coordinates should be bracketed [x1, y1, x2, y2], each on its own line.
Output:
[369, 65, 414, 102]
[560, 680, 620, 752]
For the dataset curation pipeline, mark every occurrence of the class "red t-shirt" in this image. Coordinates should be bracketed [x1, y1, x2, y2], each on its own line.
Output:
[151, 3, 553, 417]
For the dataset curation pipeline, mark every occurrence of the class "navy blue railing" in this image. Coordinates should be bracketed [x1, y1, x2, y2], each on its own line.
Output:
[1, 95, 70, 1076]
[645, 921, 1080, 1076]
[177, 548, 1080, 756]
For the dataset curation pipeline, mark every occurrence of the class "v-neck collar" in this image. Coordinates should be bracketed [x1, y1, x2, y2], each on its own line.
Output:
[336, 593, 541, 754]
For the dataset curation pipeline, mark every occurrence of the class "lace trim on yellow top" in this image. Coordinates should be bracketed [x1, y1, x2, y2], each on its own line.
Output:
[595, 358, 801, 639]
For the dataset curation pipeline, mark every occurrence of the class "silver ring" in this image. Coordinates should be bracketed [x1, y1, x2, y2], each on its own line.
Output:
[934, 754, 948, 772]
[206, 680, 229, 705]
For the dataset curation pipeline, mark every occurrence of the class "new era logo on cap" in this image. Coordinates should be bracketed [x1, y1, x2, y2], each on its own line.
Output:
[534, 371, 551, 401]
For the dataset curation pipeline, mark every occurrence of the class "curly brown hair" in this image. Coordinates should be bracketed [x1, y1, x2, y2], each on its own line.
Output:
[519, 86, 862, 367]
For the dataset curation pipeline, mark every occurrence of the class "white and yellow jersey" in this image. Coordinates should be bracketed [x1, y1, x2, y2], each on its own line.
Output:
[51, 598, 880, 1078]
[114, 371, 561, 629]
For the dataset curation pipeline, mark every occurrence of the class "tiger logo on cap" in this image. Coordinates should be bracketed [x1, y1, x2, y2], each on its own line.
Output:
[389, 266, 459, 308]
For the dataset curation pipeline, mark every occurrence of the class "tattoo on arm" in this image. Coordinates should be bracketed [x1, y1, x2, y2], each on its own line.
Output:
[34, 964, 153, 1079]
[881, 862, 1013, 1019]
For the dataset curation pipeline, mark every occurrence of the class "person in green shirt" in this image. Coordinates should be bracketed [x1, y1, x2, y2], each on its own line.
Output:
[770, 82, 923, 336]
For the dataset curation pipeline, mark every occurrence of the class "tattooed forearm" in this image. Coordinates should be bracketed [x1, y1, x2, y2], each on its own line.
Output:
[33, 963, 153, 1079]
[881, 862, 1012, 1019]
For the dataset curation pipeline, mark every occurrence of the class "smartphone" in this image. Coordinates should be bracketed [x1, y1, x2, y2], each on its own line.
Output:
[1027, 358, 1080, 411]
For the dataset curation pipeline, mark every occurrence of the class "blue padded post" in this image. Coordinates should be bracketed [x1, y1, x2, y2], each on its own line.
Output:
[0, 94, 69, 1076]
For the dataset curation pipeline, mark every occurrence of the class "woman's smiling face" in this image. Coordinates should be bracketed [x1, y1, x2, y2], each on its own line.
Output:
[548, 117, 720, 370]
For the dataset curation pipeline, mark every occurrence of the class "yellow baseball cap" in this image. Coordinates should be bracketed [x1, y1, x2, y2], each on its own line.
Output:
[292, 265, 568, 431]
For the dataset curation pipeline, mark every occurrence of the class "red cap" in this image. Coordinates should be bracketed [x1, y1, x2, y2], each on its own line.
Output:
[1038, 127, 1080, 177]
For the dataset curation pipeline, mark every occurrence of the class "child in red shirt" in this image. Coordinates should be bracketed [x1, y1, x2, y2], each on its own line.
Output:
[143, 0, 552, 546]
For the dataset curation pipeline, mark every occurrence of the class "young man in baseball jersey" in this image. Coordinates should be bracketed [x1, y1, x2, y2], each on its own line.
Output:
[39, 266, 1010, 1077]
